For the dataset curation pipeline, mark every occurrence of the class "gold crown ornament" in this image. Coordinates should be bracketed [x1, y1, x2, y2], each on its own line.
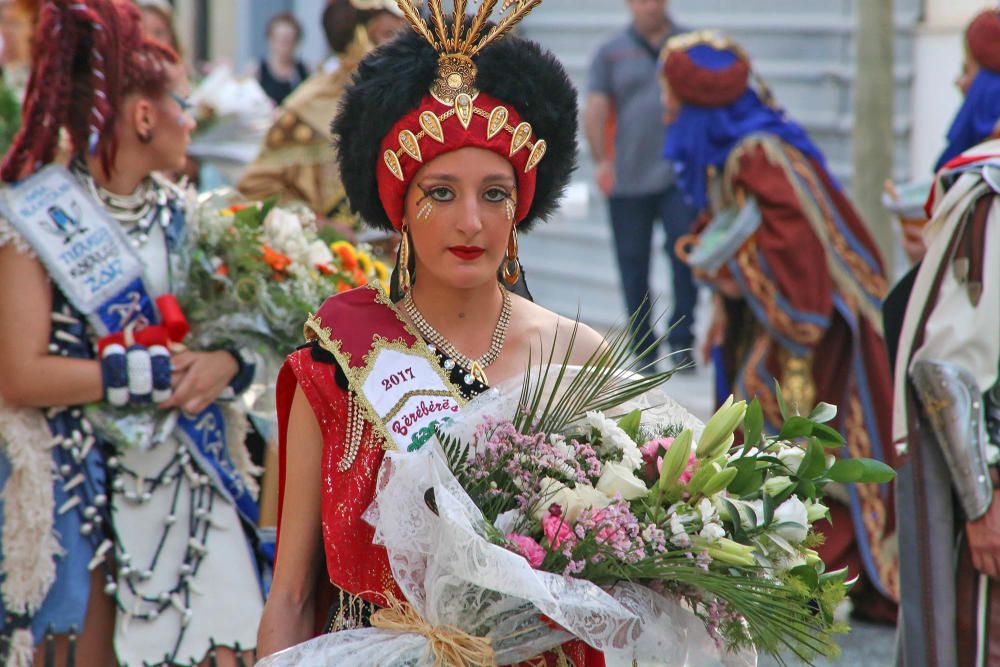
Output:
[394, 0, 541, 104]
[382, 0, 547, 183]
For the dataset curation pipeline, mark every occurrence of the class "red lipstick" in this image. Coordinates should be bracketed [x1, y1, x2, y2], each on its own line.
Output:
[448, 245, 485, 261]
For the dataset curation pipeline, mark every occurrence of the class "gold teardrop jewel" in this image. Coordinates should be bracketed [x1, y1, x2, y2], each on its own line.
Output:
[509, 122, 532, 156]
[398, 130, 423, 162]
[420, 111, 446, 144]
[455, 93, 474, 130]
[487, 106, 509, 140]
[384, 150, 404, 181]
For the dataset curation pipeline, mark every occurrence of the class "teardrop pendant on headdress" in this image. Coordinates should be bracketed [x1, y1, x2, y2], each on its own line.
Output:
[383, 150, 404, 181]
[419, 111, 446, 144]
[455, 94, 474, 130]
[487, 106, 509, 140]
[398, 130, 423, 162]
[509, 122, 532, 157]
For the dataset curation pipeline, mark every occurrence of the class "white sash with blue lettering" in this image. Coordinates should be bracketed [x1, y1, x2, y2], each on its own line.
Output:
[0, 165, 158, 334]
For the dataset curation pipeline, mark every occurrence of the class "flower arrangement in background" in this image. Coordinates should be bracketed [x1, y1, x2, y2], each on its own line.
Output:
[183, 192, 389, 355]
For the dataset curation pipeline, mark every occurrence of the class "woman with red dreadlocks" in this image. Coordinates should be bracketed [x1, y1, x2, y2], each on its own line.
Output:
[0, 1, 264, 665]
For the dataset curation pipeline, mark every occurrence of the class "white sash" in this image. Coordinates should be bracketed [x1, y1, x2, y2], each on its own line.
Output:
[0, 165, 157, 335]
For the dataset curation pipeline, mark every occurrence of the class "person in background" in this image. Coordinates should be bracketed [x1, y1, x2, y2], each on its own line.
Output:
[257, 12, 309, 107]
[583, 0, 698, 373]
[887, 9, 1000, 666]
[238, 0, 405, 232]
[136, 0, 180, 54]
[661, 31, 898, 623]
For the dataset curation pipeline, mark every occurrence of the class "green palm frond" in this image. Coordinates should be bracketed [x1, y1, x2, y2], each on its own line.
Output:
[515, 302, 687, 434]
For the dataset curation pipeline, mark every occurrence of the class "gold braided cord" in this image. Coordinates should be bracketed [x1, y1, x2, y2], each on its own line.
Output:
[370, 594, 495, 666]
[469, 0, 542, 56]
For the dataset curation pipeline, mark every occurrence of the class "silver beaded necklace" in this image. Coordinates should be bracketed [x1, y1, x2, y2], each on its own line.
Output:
[402, 286, 512, 386]
[72, 159, 172, 248]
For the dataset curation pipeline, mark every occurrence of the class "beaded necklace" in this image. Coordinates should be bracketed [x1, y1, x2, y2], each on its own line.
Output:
[402, 285, 511, 386]
[71, 158, 172, 248]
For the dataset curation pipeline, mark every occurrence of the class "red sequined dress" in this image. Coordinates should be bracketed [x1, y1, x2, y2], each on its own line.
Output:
[274, 287, 605, 666]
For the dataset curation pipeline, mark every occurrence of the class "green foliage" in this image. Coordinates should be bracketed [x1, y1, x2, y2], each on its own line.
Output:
[0, 81, 20, 157]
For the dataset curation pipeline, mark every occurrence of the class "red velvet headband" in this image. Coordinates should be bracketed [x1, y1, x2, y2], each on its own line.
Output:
[662, 48, 750, 107]
[377, 92, 545, 230]
[967, 9, 1000, 74]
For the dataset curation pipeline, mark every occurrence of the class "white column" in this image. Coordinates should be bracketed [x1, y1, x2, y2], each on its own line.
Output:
[909, 0, 985, 175]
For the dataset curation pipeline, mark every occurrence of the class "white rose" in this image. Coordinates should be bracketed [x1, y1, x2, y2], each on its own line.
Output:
[596, 462, 648, 500]
[263, 207, 304, 245]
[699, 521, 726, 543]
[306, 240, 334, 267]
[777, 446, 806, 473]
[533, 479, 612, 523]
[772, 497, 809, 544]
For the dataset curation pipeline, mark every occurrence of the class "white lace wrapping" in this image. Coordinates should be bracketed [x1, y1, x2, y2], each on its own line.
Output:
[258, 372, 755, 667]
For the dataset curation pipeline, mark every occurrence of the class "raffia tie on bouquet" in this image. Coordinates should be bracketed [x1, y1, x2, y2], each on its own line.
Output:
[370, 594, 497, 666]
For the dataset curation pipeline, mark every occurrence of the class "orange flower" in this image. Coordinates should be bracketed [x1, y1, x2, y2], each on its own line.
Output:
[261, 244, 292, 273]
[331, 241, 359, 272]
[336, 280, 352, 293]
[317, 263, 335, 275]
[352, 268, 368, 286]
[221, 203, 251, 216]
[215, 263, 230, 276]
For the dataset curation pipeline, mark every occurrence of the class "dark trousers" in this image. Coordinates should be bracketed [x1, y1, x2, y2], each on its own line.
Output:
[609, 186, 698, 368]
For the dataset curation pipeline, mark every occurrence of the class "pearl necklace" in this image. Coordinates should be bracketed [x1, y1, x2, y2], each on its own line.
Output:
[402, 286, 512, 386]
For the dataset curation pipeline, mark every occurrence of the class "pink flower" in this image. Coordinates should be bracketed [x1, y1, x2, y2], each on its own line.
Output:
[505, 533, 546, 568]
[678, 452, 698, 485]
[542, 510, 576, 552]
[641, 437, 673, 461]
[643, 437, 673, 480]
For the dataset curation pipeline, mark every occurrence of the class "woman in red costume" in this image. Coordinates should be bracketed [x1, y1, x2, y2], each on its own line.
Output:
[258, 2, 609, 665]
[660, 32, 897, 623]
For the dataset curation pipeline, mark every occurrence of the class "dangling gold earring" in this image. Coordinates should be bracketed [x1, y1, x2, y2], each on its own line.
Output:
[502, 225, 520, 285]
[505, 199, 516, 225]
[417, 200, 434, 222]
[399, 223, 412, 294]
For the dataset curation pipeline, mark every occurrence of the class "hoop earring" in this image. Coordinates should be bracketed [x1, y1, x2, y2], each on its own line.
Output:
[502, 225, 520, 285]
[399, 223, 412, 294]
[417, 200, 434, 222]
[505, 199, 516, 224]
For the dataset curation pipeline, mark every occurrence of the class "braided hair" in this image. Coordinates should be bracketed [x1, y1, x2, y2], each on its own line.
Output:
[1, 0, 178, 183]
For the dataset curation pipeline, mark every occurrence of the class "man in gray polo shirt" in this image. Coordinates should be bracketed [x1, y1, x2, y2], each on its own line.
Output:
[584, 0, 696, 372]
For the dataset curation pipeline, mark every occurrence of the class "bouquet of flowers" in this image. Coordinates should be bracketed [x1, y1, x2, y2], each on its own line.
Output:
[182, 191, 389, 356]
[260, 326, 893, 666]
